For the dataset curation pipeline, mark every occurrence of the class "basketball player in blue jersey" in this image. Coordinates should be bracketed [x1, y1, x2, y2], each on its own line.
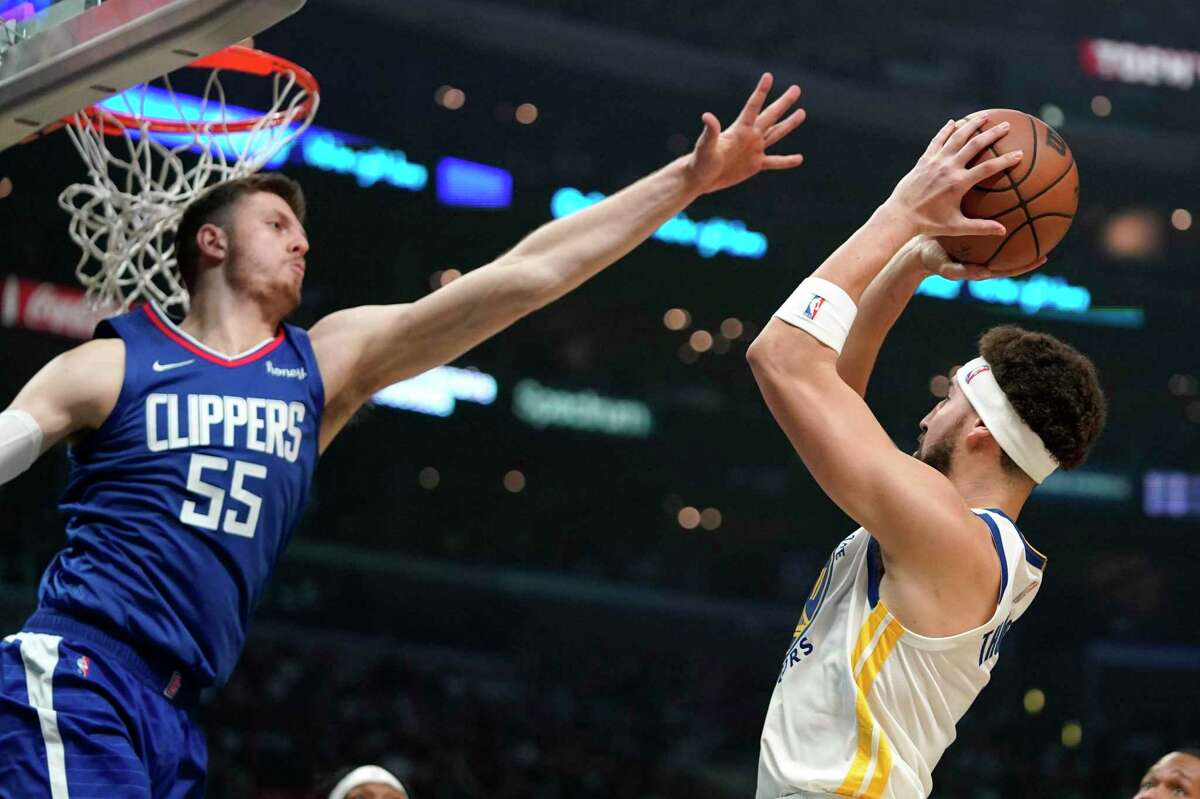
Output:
[748, 115, 1106, 798]
[0, 74, 805, 796]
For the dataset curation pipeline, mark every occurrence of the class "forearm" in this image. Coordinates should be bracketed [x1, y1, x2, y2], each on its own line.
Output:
[837, 240, 930, 396]
[810, 203, 919, 302]
[749, 205, 918, 376]
[498, 157, 701, 303]
[321, 160, 705, 395]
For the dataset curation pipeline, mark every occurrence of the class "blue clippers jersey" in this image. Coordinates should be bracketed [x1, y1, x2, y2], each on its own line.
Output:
[35, 303, 323, 688]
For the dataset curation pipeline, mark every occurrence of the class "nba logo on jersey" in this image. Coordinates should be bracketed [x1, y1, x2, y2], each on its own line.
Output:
[966, 365, 991, 383]
[76, 656, 90, 678]
[164, 672, 183, 699]
[803, 294, 826, 320]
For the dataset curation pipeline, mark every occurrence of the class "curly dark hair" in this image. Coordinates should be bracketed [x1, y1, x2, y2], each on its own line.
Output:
[174, 172, 306, 293]
[978, 325, 1106, 473]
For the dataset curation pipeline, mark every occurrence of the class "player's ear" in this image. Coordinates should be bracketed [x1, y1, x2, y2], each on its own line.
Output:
[196, 222, 229, 262]
[963, 417, 995, 450]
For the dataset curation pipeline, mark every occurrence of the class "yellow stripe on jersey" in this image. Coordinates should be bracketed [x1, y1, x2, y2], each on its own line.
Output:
[859, 620, 904, 797]
[849, 604, 889, 672]
[833, 605, 904, 798]
[832, 670, 879, 796]
[833, 605, 889, 796]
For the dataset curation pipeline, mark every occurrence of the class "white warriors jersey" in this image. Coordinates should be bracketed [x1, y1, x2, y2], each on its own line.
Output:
[757, 508, 1046, 799]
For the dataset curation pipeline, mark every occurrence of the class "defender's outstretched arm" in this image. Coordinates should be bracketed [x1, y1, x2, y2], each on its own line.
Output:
[310, 74, 807, 451]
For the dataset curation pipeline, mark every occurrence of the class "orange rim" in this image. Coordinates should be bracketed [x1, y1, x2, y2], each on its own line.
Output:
[73, 45, 319, 136]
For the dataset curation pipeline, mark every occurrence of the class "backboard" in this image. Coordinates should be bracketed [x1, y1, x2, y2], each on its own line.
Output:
[0, 0, 305, 152]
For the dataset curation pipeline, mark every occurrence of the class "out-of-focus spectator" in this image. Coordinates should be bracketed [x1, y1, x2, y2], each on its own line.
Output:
[324, 765, 408, 799]
[1132, 749, 1200, 799]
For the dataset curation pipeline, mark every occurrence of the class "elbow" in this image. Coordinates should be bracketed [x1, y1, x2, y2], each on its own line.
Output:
[745, 338, 767, 372]
[746, 331, 785, 376]
[747, 327, 831, 388]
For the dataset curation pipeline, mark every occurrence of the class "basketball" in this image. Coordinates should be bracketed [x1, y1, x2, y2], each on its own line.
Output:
[937, 109, 1078, 271]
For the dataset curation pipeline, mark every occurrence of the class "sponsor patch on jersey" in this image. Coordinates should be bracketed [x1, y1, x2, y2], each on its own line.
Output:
[265, 360, 307, 380]
[164, 671, 183, 699]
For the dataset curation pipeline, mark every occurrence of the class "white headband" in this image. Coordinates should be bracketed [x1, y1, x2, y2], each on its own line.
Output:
[328, 766, 407, 799]
[955, 356, 1058, 484]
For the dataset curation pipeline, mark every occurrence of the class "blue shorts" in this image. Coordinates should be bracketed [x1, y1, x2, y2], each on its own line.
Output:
[0, 631, 206, 798]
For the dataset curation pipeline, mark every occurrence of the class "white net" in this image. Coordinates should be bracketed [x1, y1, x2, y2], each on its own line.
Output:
[59, 48, 319, 315]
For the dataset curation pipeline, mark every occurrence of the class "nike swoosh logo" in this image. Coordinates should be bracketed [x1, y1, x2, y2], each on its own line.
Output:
[152, 359, 195, 372]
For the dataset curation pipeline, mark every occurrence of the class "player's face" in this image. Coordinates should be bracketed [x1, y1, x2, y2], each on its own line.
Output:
[914, 375, 972, 477]
[1134, 752, 1200, 799]
[226, 191, 309, 315]
[345, 784, 407, 799]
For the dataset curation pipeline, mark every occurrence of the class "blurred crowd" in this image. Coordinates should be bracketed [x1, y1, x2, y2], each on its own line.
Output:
[201, 625, 1192, 799]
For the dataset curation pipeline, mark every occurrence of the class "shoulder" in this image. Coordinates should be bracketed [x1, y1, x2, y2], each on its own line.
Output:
[307, 304, 413, 392]
[9, 338, 126, 444]
[308, 305, 410, 346]
[60, 338, 126, 423]
[47, 337, 126, 383]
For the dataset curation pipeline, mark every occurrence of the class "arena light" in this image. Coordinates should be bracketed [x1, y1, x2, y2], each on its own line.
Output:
[1035, 469, 1133, 503]
[551, 187, 768, 260]
[1102, 208, 1164, 259]
[512, 379, 653, 438]
[1143, 470, 1200, 518]
[436, 157, 513, 209]
[418, 467, 439, 489]
[1079, 38, 1200, 90]
[96, 86, 296, 168]
[372, 366, 498, 418]
[677, 506, 701, 529]
[301, 133, 429, 191]
[663, 308, 690, 331]
[916, 272, 1089, 311]
[1039, 104, 1065, 128]
[915, 273, 1143, 328]
[1061, 721, 1083, 749]
[95, 87, 434, 192]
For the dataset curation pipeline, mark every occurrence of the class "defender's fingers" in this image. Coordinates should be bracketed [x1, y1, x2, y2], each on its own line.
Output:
[756, 84, 801, 131]
[764, 108, 807, 147]
[763, 153, 805, 170]
[737, 73, 774, 125]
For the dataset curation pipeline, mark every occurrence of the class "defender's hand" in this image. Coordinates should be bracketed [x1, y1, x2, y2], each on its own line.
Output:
[883, 115, 1023, 238]
[685, 73, 806, 195]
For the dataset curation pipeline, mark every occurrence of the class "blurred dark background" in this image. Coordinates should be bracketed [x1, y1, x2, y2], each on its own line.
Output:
[2, 0, 1199, 796]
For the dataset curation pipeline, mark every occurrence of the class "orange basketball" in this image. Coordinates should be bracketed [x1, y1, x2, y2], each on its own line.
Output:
[936, 109, 1079, 271]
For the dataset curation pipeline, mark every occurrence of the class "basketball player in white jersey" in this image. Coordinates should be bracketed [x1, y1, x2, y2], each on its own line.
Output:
[746, 115, 1107, 798]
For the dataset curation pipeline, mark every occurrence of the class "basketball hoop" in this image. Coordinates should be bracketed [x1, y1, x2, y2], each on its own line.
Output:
[56, 45, 319, 315]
